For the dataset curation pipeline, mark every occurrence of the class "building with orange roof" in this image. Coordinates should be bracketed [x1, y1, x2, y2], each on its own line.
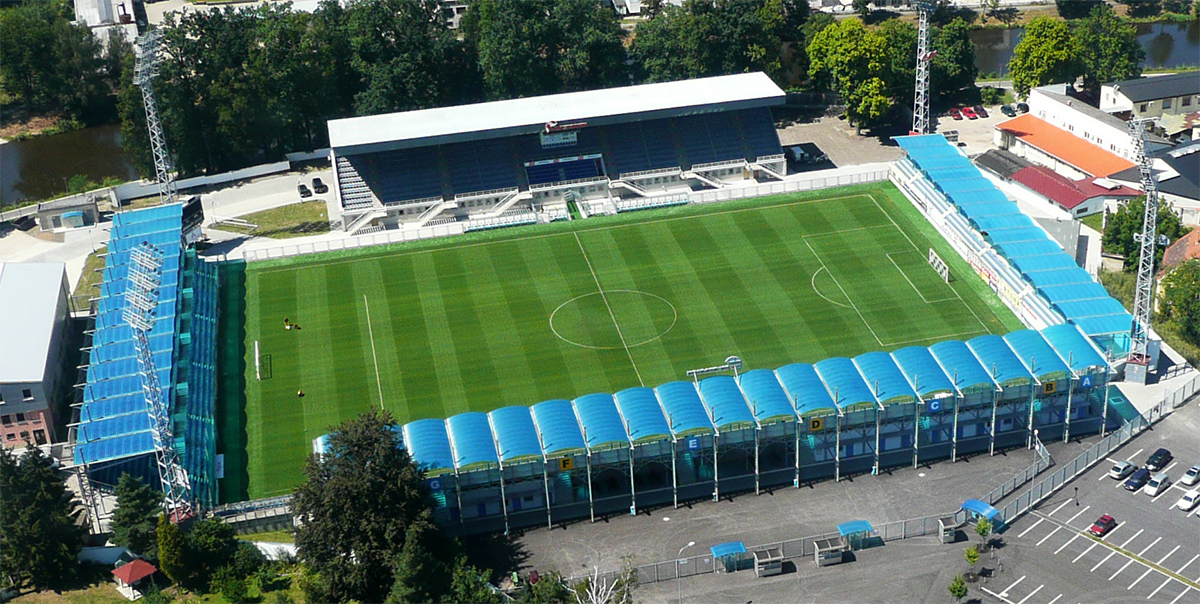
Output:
[994, 113, 1136, 180]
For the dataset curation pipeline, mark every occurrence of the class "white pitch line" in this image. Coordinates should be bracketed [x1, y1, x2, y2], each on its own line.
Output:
[1037, 526, 1063, 547]
[1169, 586, 1191, 604]
[1054, 532, 1083, 555]
[1093, 550, 1119, 572]
[1177, 554, 1199, 575]
[1019, 518, 1046, 538]
[1074, 540, 1100, 563]
[574, 233, 644, 386]
[1148, 576, 1174, 600]
[1157, 545, 1180, 565]
[363, 295, 384, 410]
[1128, 567, 1154, 590]
[1016, 584, 1044, 604]
[1110, 558, 1135, 580]
[999, 575, 1026, 597]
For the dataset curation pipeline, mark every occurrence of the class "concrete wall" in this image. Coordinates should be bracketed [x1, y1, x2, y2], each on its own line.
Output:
[1, 268, 69, 446]
[113, 161, 291, 202]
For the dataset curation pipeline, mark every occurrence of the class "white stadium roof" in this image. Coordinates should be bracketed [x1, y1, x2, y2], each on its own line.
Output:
[0, 262, 66, 383]
[328, 72, 786, 151]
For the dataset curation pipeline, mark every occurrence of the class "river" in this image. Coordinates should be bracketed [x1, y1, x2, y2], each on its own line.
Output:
[972, 20, 1200, 77]
[0, 124, 139, 209]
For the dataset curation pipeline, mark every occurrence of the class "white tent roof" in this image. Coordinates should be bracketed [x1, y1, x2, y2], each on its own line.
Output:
[0, 262, 66, 383]
[328, 72, 786, 150]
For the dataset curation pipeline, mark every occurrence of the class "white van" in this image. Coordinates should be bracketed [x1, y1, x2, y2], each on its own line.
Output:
[1145, 473, 1171, 497]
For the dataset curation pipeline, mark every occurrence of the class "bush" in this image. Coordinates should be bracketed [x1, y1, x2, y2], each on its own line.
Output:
[980, 87, 1003, 105]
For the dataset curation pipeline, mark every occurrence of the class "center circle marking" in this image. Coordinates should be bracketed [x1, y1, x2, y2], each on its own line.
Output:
[549, 290, 678, 350]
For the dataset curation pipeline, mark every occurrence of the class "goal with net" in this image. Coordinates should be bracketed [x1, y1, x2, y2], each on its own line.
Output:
[928, 248, 950, 283]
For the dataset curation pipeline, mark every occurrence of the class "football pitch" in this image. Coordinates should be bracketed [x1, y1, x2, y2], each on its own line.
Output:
[219, 183, 1023, 500]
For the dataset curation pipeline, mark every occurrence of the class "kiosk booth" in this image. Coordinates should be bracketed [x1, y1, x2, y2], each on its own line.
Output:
[752, 547, 783, 577]
[813, 537, 846, 567]
[711, 541, 750, 573]
[837, 520, 876, 551]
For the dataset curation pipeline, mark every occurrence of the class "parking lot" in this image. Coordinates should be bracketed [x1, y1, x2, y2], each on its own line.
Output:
[984, 401, 1200, 604]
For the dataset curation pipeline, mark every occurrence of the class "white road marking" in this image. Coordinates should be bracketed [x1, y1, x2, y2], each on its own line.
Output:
[1048, 499, 1073, 517]
[1127, 448, 1144, 461]
[1019, 518, 1046, 538]
[981, 586, 1016, 604]
[1148, 576, 1173, 600]
[1152, 483, 1177, 503]
[1073, 540, 1100, 563]
[1093, 549, 1118, 572]
[1169, 586, 1191, 604]
[1110, 558, 1135, 580]
[1128, 567, 1154, 590]
[1055, 532, 1083, 555]
[1162, 461, 1179, 474]
[1064, 505, 1091, 526]
[1101, 523, 1124, 541]
[1157, 545, 1180, 565]
[1117, 528, 1143, 548]
[1000, 575, 1026, 597]
[1037, 526, 1063, 547]
[1177, 554, 1199, 575]
[1016, 584, 1044, 604]
[1136, 537, 1162, 557]
[1045, 594, 1061, 604]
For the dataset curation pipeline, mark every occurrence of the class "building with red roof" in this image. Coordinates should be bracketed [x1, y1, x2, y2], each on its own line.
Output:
[1161, 229, 1200, 272]
[994, 114, 1136, 180]
[1008, 165, 1140, 218]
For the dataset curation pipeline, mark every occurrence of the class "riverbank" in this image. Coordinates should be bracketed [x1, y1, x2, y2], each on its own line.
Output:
[0, 109, 85, 142]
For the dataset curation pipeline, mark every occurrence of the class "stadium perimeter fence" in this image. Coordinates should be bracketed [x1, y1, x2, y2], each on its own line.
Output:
[229, 166, 891, 263]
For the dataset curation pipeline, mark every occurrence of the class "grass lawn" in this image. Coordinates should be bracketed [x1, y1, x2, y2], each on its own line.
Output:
[236, 529, 294, 543]
[72, 245, 107, 301]
[215, 201, 329, 240]
[225, 182, 1021, 500]
[1081, 212, 1105, 233]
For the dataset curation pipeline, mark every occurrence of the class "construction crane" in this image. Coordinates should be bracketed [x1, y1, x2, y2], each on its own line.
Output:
[133, 29, 178, 208]
[911, 0, 938, 135]
[1125, 118, 1169, 384]
[124, 242, 195, 519]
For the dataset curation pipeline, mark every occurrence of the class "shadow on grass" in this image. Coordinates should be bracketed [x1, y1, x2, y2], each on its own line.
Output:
[217, 261, 250, 503]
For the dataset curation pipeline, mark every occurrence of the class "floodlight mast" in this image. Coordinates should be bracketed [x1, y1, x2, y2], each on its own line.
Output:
[911, 0, 938, 135]
[124, 243, 195, 519]
[133, 29, 178, 208]
[1125, 118, 1168, 384]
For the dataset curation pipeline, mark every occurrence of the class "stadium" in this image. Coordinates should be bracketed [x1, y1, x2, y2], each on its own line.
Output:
[77, 73, 1137, 536]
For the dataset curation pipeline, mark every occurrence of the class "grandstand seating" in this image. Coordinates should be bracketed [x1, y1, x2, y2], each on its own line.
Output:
[445, 138, 521, 195]
[344, 148, 443, 205]
[526, 157, 604, 186]
[739, 107, 784, 160]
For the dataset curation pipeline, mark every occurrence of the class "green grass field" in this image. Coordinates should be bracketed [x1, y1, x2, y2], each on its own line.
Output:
[221, 183, 1022, 500]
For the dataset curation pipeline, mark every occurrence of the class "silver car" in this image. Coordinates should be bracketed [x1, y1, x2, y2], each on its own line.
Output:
[1181, 465, 1200, 487]
[1109, 460, 1135, 480]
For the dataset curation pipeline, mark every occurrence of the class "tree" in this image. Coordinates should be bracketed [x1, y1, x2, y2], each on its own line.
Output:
[518, 569, 573, 603]
[0, 446, 86, 592]
[1160, 260, 1200, 342]
[852, 0, 871, 18]
[807, 18, 891, 129]
[1008, 17, 1081, 98]
[948, 574, 968, 602]
[964, 545, 979, 568]
[975, 517, 992, 549]
[156, 515, 186, 586]
[572, 555, 638, 604]
[1055, 0, 1103, 19]
[293, 409, 455, 604]
[932, 18, 978, 101]
[879, 20, 916, 109]
[1073, 4, 1144, 97]
[185, 517, 239, 588]
[441, 556, 503, 604]
[1101, 196, 1187, 273]
[110, 474, 163, 559]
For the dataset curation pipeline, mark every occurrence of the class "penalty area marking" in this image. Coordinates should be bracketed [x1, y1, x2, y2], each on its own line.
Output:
[885, 252, 958, 305]
[809, 267, 853, 309]
[363, 294, 384, 410]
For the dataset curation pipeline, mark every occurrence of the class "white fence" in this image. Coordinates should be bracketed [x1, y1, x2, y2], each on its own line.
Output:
[285, 148, 330, 162]
[236, 223, 465, 262]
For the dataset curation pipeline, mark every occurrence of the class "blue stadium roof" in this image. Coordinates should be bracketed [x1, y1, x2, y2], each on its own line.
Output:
[937, 177, 996, 194]
[1054, 297, 1128, 319]
[996, 239, 1063, 258]
[854, 351, 919, 405]
[967, 335, 1034, 388]
[973, 214, 1036, 231]
[1039, 282, 1110, 305]
[890, 347, 955, 398]
[614, 387, 674, 443]
[653, 382, 714, 438]
[1025, 268, 1094, 288]
[1040, 324, 1109, 373]
[447, 412, 499, 470]
[1011, 254, 1079, 273]
[737, 369, 797, 424]
[986, 227, 1051, 245]
[774, 364, 838, 416]
[929, 340, 997, 393]
[1004, 330, 1072, 381]
[489, 406, 543, 464]
[531, 399, 586, 457]
[1073, 313, 1133, 337]
[697, 376, 756, 430]
[948, 189, 1009, 206]
[815, 358, 878, 411]
[572, 393, 630, 450]
[403, 419, 455, 476]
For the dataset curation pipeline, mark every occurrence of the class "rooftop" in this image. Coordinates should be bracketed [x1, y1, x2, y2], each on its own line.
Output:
[0, 263, 66, 384]
[1010, 165, 1139, 210]
[1034, 86, 1171, 146]
[1107, 70, 1200, 103]
[1109, 139, 1200, 201]
[996, 114, 1136, 177]
[328, 72, 785, 152]
[1162, 229, 1200, 271]
[112, 559, 157, 584]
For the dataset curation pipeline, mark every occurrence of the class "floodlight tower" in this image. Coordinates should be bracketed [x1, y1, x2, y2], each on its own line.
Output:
[911, 0, 938, 135]
[124, 242, 194, 519]
[133, 29, 178, 207]
[1125, 118, 1169, 384]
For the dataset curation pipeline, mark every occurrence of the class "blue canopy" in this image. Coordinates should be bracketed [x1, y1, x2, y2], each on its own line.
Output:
[837, 520, 875, 536]
[697, 376, 756, 430]
[530, 399, 586, 457]
[815, 357, 877, 411]
[1025, 268, 1093, 289]
[572, 393, 630, 450]
[962, 499, 1002, 522]
[710, 541, 747, 559]
[654, 382, 714, 438]
[986, 227, 1050, 245]
[1011, 254, 1079, 273]
[929, 340, 996, 393]
[775, 363, 838, 416]
[890, 346, 955, 397]
[614, 387, 673, 444]
[1040, 323, 1108, 373]
[996, 239, 1062, 259]
[402, 418, 455, 476]
[947, 189, 1009, 206]
[854, 351, 919, 405]
[1073, 312, 1132, 337]
[967, 335, 1034, 388]
[973, 213, 1035, 232]
[489, 406, 543, 464]
[446, 412, 499, 470]
[1004, 330, 1072, 381]
[1039, 282, 1110, 305]
[737, 369, 798, 424]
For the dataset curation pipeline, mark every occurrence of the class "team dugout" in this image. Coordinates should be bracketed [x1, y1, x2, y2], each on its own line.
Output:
[314, 324, 1115, 536]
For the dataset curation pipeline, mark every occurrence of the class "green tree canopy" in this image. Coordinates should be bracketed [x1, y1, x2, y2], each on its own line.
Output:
[156, 515, 186, 586]
[807, 18, 891, 129]
[1073, 4, 1144, 96]
[0, 446, 86, 592]
[1160, 260, 1200, 342]
[932, 18, 978, 101]
[1055, 0, 1104, 19]
[110, 474, 163, 560]
[184, 517, 239, 589]
[1009, 17, 1082, 98]
[948, 574, 968, 602]
[1102, 196, 1187, 273]
[294, 409, 455, 604]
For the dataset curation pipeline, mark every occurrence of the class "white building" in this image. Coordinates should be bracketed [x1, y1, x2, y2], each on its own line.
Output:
[1101, 71, 1200, 120]
[1027, 84, 1171, 163]
[0, 263, 71, 448]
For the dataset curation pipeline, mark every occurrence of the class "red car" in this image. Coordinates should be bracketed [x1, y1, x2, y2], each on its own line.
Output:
[1089, 514, 1116, 537]
[948, 107, 963, 120]
[961, 106, 979, 120]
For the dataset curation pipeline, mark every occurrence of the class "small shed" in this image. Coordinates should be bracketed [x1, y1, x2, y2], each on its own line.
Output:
[711, 541, 749, 573]
[36, 193, 102, 231]
[962, 499, 1003, 526]
[752, 547, 783, 577]
[112, 558, 157, 601]
[813, 537, 846, 567]
[837, 520, 876, 551]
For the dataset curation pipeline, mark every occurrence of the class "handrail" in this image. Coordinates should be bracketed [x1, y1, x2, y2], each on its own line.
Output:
[529, 176, 609, 191]
[454, 186, 519, 201]
[619, 166, 682, 179]
[384, 195, 442, 208]
[690, 158, 746, 171]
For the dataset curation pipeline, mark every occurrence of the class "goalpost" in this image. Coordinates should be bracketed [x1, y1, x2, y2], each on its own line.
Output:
[928, 248, 950, 283]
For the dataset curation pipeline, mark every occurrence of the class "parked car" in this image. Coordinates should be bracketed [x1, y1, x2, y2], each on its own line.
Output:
[297, 183, 313, 198]
[1175, 489, 1200, 512]
[948, 107, 963, 120]
[1181, 465, 1200, 486]
[1000, 104, 1017, 117]
[1147, 448, 1173, 471]
[1109, 460, 1136, 480]
[1146, 472, 1171, 497]
[961, 106, 979, 120]
[1089, 514, 1117, 537]
[973, 105, 989, 118]
[1016, 102, 1029, 113]
[312, 177, 329, 195]
[1125, 468, 1151, 491]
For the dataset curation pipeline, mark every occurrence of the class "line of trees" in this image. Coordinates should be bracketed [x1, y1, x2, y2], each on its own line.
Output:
[1009, 4, 1144, 98]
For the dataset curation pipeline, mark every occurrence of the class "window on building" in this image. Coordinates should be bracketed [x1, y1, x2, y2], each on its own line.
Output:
[15, 413, 25, 423]
[33, 430, 46, 445]
[19, 432, 28, 441]
[1140, 103, 1148, 112]
[21, 389, 32, 401]
[1163, 98, 1172, 109]
[5, 434, 14, 441]
[1184, 96, 1193, 107]
[0, 415, 9, 426]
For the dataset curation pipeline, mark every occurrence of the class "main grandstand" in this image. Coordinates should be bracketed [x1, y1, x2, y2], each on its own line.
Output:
[326, 73, 788, 234]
